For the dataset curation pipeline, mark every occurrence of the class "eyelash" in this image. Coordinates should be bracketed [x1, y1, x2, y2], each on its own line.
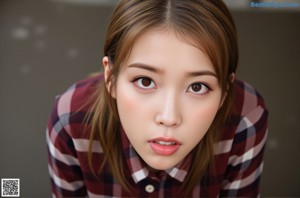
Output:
[132, 76, 211, 95]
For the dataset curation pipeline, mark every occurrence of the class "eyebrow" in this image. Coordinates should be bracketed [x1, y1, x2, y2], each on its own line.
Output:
[128, 63, 217, 78]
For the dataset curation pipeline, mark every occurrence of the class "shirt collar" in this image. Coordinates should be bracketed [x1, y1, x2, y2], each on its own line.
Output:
[121, 127, 192, 184]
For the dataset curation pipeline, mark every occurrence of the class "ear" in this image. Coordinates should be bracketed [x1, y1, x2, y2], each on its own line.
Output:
[102, 56, 116, 98]
[229, 73, 236, 84]
[219, 73, 236, 109]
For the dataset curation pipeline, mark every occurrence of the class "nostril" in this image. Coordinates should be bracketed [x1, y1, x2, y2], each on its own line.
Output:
[158, 119, 178, 127]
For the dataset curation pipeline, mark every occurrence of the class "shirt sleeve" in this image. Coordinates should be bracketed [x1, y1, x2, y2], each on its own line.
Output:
[46, 94, 87, 197]
[220, 88, 269, 197]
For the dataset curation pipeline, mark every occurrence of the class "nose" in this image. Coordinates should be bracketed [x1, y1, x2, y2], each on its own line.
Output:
[155, 91, 182, 127]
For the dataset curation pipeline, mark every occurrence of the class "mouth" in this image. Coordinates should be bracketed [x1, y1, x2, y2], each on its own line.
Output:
[148, 137, 181, 156]
[153, 140, 177, 146]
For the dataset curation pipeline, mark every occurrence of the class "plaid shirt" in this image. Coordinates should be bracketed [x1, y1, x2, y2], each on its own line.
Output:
[47, 74, 268, 197]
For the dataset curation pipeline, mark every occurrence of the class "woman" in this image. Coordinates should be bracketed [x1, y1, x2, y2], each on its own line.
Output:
[47, 0, 268, 197]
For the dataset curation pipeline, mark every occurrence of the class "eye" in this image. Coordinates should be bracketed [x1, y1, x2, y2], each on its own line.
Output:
[134, 77, 156, 89]
[187, 83, 209, 95]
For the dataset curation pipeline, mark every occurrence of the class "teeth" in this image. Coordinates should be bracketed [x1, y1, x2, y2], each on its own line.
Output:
[155, 141, 176, 146]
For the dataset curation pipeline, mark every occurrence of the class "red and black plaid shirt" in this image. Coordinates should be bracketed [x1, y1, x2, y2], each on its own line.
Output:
[47, 74, 268, 197]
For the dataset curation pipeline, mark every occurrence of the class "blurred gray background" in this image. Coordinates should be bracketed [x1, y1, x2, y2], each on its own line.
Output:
[0, 0, 299, 197]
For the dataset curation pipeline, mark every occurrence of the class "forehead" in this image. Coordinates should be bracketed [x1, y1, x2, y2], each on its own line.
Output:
[123, 28, 215, 73]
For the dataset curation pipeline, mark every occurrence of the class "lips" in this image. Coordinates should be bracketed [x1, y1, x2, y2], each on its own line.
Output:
[148, 137, 181, 156]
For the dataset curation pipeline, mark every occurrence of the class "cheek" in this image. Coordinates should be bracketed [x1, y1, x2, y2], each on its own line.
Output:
[115, 83, 150, 129]
[116, 83, 139, 111]
[184, 101, 220, 139]
[116, 85, 140, 136]
[115, 83, 153, 144]
[116, 81, 156, 115]
[118, 91, 137, 110]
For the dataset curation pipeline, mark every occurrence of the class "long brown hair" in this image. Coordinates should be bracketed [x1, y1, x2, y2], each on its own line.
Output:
[87, 0, 238, 194]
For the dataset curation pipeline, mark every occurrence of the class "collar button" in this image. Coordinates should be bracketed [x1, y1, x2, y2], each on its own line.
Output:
[145, 184, 155, 193]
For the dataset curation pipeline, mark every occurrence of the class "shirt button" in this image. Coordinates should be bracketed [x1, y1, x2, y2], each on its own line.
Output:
[145, 184, 155, 193]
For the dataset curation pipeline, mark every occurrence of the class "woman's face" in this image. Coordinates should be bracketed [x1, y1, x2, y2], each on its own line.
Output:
[104, 28, 223, 170]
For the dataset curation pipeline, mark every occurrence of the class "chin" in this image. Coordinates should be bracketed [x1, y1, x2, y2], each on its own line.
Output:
[146, 159, 179, 171]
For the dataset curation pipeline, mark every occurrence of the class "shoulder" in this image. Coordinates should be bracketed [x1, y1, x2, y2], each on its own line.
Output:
[48, 73, 104, 138]
[227, 79, 269, 136]
[217, 79, 268, 154]
[55, 74, 104, 116]
[215, 80, 269, 195]
[231, 79, 268, 138]
[214, 79, 268, 153]
[57, 73, 104, 114]
[233, 79, 267, 117]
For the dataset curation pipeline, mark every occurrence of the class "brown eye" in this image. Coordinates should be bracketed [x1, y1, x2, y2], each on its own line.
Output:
[191, 84, 202, 92]
[187, 83, 209, 95]
[141, 78, 151, 87]
[135, 77, 156, 89]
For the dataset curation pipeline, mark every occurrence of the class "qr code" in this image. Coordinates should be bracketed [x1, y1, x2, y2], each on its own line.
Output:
[1, 179, 20, 197]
